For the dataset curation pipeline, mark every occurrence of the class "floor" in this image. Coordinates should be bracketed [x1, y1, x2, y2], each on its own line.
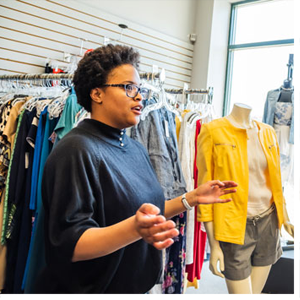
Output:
[184, 260, 228, 294]
[184, 249, 294, 294]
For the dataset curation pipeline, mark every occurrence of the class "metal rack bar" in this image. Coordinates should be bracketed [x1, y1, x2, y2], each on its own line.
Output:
[0, 72, 160, 80]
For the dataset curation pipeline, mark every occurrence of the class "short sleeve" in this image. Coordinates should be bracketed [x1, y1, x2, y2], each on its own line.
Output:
[42, 138, 101, 263]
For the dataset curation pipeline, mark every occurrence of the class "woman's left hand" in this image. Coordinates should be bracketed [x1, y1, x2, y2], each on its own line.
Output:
[192, 180, 238, 205]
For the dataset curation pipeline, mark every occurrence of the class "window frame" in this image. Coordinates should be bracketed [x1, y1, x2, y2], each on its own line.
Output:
[222, 0, 294, 116]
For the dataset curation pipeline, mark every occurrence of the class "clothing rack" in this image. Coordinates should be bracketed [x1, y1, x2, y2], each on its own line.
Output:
[0, 73, 213, 103]
[165, 87, 213, 95]
[0, 72, 160, 80]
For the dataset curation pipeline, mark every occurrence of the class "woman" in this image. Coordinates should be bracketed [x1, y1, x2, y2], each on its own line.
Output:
[37, 44, 237, 293]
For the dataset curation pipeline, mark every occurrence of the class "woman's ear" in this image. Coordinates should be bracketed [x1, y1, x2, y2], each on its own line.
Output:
[90, 88, 103, 104]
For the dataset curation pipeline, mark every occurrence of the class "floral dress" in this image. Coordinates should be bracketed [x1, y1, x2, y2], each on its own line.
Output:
[273, 102, 293, 185]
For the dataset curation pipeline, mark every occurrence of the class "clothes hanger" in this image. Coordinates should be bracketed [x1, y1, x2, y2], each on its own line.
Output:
[140, 70, 182, 121]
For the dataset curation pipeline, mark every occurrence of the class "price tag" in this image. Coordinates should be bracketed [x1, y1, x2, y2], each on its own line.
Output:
[164, 120, 170, 137]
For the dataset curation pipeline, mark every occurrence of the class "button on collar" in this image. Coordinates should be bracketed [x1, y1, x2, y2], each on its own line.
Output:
[119, 129, 126, 147]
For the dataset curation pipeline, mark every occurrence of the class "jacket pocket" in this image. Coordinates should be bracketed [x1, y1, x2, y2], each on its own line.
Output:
[268, 143, 276, 150]
[266, 143, 280, 165]
[215, 143, 236, 149]
[214, 143, 237, 169]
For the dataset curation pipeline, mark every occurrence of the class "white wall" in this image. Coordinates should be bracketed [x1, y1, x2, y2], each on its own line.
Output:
[77, 0, 197, 43]
[190, 0, 214, 90]
[191, 0, 232, 117]
[207, 0, 231, 117]
[0, 0, 234, 107]
[0, 0, 194, 88]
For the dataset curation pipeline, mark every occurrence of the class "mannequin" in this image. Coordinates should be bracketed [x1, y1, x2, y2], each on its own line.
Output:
[199, 103, 294, 294]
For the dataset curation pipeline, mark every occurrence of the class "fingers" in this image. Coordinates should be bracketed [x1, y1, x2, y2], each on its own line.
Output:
[222, 181, 238, 188]
[138, 203, 161, 215]
[152, 228, 179, 250]
[136, 204, 179, 250]
[211, 198, 232, 204]
[145, 221, 179, 242]
[143, 225, 179, 250]
[136, 203, 165, 228]
[209, 180, 225, 187]
[153, 238, 174, 250]
[137, 214, 166, 228]
[209, 263, 225, 278]
[222, 188, 237, 195]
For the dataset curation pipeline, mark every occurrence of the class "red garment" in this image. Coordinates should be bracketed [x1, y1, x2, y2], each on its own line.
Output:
[186, 120, 207, 282]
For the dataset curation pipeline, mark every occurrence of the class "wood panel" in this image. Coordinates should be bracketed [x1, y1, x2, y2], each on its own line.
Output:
[0, 0, 194, 88]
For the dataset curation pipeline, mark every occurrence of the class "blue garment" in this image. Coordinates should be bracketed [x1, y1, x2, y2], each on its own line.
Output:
[54, 93, 82, 143]
[29, 109, 46, 211]
[262, 89, 294, 144]
[130, 99, 187, 294]
[131, 99, 187, 199]
[22, 111, 58, 293]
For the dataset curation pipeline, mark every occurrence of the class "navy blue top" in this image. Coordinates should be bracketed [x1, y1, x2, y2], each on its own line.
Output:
[37, 119, 165, 294]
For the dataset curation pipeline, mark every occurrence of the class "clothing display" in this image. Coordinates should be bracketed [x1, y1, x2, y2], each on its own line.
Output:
[219, 205, 282, 281]
[131, 98, 187, 294]
[175, 103, 216, 288]
[0, 63, 292, 295]
[273, 101, 294, 185]
[185, 119, 207, 285]
[0, 0, 295, 294]
[197, 117, 285, 245]
[225, 118, 272, 217]
[262, 87, 294, 242]
[262, 88, 294, 144]
[0, 80, 211, 294]
[0, 91, 82, 293]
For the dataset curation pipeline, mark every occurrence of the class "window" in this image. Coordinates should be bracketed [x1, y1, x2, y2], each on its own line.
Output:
[223, 0, 294, 120]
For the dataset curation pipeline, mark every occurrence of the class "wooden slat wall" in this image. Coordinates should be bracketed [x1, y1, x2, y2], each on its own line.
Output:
[0, 0, 194, 88]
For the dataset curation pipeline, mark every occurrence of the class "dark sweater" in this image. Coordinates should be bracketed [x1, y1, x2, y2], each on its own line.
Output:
[36, 119, 165, 294]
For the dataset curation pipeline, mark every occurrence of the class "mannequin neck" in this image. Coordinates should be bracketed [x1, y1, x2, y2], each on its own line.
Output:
[227, 103, 253, 129]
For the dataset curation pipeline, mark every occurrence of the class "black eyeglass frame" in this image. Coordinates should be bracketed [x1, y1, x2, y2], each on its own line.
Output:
[102, 84, 149, 98]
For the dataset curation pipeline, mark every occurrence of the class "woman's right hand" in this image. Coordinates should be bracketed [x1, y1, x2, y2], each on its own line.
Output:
[135, 203, 179, 250]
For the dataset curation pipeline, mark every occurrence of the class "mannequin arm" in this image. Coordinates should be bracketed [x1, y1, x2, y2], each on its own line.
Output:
[282, 200, 294, 238]
[204, 221, 225, 278]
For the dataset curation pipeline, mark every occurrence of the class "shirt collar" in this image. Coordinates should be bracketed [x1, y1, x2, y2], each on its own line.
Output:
[78, 119, 128, 148]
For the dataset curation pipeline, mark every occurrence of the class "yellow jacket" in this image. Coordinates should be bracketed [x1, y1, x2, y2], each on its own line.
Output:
[197, 118, 285, 245]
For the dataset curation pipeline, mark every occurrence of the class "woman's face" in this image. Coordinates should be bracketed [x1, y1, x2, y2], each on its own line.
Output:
[90, 64, 143, 129]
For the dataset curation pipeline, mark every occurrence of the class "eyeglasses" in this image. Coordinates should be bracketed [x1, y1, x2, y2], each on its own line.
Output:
[102, 84, 149, 99]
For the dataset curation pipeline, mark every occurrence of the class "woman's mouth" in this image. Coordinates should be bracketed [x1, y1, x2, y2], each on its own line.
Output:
[131, 105, 143, 115]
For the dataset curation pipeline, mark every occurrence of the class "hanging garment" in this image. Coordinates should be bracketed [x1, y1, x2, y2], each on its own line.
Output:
[0, 191, 7, 290]
[273, 102, 294, 185]
[131, 98, 187, 294]
[23, 109, 59, 293]
[0, 100, 13, 198]
[186, 119, 207, 286]
[2, 108, 26, 292]
[0, 100, 26, 243]
[263, 89, 294, 144]
[197, 118, 285, 245]
[54, 92, 82, 143]
[177, 111, 201, 265]
[3, 109, 37, 293]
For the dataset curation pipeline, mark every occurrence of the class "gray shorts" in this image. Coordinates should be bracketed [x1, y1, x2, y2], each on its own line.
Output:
[219, 204, 282, 281]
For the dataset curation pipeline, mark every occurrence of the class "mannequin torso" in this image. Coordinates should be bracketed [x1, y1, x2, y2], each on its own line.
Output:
[204, 103, 293, 294]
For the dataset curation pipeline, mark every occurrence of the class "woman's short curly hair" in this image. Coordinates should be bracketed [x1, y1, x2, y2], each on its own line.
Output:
[73, 44, 140, 112]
